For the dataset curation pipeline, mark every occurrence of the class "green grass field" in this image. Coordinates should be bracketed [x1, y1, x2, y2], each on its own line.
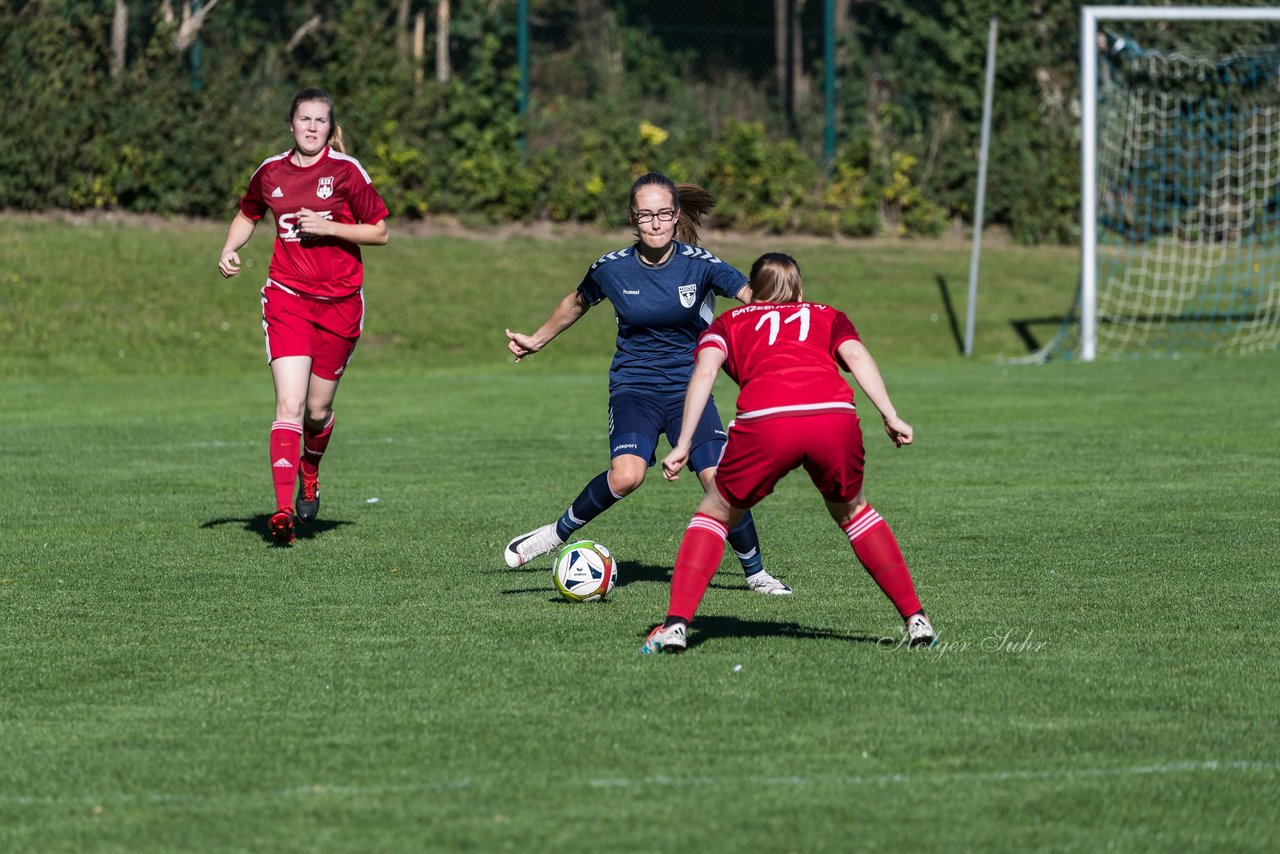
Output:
[2, 217, 1278, 852]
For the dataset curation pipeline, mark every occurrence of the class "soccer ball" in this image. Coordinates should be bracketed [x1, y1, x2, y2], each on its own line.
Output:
[552, 540, 617, 602]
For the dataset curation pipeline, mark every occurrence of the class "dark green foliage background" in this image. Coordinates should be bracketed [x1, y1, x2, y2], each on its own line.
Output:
[8, 1, 1280, 241]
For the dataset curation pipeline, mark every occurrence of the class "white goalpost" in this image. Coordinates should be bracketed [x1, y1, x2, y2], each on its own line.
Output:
[1075, 6, 1280, 361]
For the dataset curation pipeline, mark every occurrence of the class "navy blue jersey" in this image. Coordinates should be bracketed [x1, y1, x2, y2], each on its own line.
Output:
[577, 242, 748, 394]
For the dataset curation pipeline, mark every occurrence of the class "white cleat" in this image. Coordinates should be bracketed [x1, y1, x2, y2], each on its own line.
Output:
[503, 523, 563, 568]
[641, 623, 687, 655]
[746, 570, 793, 595]
[905, 612, 937, 648]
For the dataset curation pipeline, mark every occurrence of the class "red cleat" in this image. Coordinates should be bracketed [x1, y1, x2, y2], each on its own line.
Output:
[269, 508, 296, 545]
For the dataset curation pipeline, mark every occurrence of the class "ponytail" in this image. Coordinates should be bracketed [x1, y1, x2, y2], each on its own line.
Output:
[330, 124, 347, 154]
[673, 183, 715, 246]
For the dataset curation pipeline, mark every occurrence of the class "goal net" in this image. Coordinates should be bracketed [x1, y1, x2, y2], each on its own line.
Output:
[1050, 7, 1280, 362]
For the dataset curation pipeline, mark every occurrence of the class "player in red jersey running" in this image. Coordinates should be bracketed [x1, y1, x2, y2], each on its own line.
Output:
[217, 88, 389, 545]
[642, 253, 937, 653]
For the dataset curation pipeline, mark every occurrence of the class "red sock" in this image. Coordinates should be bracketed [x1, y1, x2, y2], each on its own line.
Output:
[301, 413, 335, 480]
[269, 421, 303, 511]
[667, 513, 729, 622]
[842, 505, 923, 618]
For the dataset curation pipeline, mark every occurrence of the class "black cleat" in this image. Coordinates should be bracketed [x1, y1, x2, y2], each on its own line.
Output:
[296, 477, 320, 524]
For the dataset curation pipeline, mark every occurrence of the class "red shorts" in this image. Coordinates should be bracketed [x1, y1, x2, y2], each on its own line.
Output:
[260, 281, 363, 381]
[713, 411, 865, 509]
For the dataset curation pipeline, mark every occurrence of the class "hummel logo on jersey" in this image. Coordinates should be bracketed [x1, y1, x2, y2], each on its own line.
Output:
[271, 187, 284, 198]
[623, 289, 640, 295]
[273, 457, 294, 468]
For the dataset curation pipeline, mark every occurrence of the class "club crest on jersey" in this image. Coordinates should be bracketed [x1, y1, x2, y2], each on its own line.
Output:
[678, 283, 698, 308]
[316, 176, 334, 200]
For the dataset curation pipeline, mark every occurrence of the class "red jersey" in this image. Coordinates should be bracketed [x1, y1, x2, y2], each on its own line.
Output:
[240, 146, 389, 299]
[696, 301, 861, 421]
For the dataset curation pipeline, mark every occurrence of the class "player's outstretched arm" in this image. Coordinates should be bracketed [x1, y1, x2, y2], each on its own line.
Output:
[506, 291, 589, 362]
[837, 339, 913, 447]
[218, 212, 257, 278]
[662, 348, 725, 480]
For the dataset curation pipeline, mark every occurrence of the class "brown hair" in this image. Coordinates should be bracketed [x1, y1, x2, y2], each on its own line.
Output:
[748, 253, 804, 303]
[628, 172, 716, 245]
[288, 87, 346, 154]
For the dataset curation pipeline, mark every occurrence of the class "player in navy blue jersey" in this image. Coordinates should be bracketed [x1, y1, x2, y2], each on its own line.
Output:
[502, 172, 791, 594]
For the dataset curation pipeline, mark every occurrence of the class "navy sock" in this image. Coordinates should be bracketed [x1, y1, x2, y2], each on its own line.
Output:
[555, 471, 622, 541]
[727, 511, 765, 577]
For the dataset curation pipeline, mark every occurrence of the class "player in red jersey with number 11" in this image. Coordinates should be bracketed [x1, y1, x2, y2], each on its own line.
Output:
[642, 253, 937, 653]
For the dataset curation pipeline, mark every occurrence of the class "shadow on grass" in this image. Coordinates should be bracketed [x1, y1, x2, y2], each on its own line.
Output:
[612, 562, 797, 594]
[499, 560, 764, 596]
[200, 514, 352, 546]
[935, 274, 965, 355]
[938, 273, 1075, 356]
[615, 560, 669, 587]
[644, 615, 884, 650]
[1009, 315, 1070, 352]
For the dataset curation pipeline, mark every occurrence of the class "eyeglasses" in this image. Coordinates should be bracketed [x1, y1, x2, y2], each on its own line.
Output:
[634, 208, 677, 224]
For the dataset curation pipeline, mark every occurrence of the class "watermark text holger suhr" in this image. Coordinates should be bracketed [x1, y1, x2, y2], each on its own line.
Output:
[878, 627, 1048, 658]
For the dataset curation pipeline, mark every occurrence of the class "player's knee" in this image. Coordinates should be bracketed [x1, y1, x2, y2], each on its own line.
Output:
[305, 405, 332, 428]
[275, 398, 306, 423]
[608, 460, 647, 496]
[826, 496, 867, 527]
[610, 470, 645, 495]
[699, 489, 736, 522]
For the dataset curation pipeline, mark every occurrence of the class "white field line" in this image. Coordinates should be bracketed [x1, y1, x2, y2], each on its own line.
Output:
[4, 760, 1276, 807]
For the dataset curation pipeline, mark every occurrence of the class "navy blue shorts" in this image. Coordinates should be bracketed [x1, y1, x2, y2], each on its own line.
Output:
[608, 391, 727, 473]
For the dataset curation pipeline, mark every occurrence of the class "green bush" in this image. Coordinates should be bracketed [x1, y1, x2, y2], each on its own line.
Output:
[707, 121, 820, 232]
[0, 2, 1095, 245]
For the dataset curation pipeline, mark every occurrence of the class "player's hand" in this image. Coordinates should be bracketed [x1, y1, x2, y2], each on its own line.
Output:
[505, 329, 542, 362]
[883, 415, 913, 447]
[661, 446, 690, 480]
[295, 208, 333, 239]
[218, 250, 241, 278]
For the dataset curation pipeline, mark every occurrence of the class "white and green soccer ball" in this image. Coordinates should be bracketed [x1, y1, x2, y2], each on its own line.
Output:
[552, 540, 617, 602]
